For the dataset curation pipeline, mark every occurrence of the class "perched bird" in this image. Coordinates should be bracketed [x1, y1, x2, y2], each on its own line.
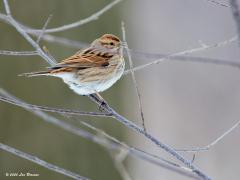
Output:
[22, 34, 125, 100]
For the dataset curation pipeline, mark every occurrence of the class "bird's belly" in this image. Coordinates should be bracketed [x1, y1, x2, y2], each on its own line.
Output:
[62, 64, 124, 95]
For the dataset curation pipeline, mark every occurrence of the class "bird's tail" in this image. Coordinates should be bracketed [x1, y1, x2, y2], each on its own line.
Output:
[19, 70, 51, 77]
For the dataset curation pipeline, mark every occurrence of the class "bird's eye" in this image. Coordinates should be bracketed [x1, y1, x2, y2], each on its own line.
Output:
[110, 42, 114, 45]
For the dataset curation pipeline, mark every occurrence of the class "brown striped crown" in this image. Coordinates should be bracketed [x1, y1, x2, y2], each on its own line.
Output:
[92, 34, 121, 49]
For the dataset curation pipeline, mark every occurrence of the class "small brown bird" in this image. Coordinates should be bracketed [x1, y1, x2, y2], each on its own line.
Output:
[23, 34, 125, 98]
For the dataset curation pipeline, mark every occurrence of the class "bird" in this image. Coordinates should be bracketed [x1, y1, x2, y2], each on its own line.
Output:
[21, 34, 125, 102]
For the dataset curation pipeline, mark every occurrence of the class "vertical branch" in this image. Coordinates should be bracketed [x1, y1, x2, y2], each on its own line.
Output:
[3, 0, 11, 15]
[121, 22, 147, 131]
[230, 0, 240, 45]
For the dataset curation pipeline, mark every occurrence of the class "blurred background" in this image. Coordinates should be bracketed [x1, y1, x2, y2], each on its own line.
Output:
[0, 0, 240, 179]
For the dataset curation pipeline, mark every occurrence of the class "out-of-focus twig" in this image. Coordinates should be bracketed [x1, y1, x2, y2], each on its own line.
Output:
[121, 22, 146, 131]
[0, 50, 38, 56]
[88, 94, 211, 180]
[175, 119, 240, 152]
[0, 8, 56, 65]
[37, 14, 53, 44]
[0, 88, 199, 179]
[24, 0, 122, 34]
[0, 143, 89, 180]
[230, 0, 240, 45]
[0, 94, 111, 117]
[124, 36, 238, 74]
[109, 148, 132, 180]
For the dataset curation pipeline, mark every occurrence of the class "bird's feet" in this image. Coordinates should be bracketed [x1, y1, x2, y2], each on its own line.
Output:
[98, 100, 107, 112]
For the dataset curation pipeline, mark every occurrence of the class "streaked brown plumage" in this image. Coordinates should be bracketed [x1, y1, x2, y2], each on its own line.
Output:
[22, 34, 125, 96]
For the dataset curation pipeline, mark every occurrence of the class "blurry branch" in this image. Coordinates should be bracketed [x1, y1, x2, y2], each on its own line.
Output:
[175, 119, 240, 152]
[0, 93, 111, 117]
[3, 0, 11, 15]
[0, 88, 199, 180]
[0, 12, 56, 65]
[124, 36, 238, 74]
[121, 22, 146, 131]
[36, 15, 53, 44]
[205, 0, 229, 7]
[88, 94, 210, 180]
[80, 120, 198, 179]
[23, 0, 122, 34]
[0, 143, 89, 180]
[230, 0, 240, 45]
[0, 50, 38, 56]
[109, 148, 132, 180]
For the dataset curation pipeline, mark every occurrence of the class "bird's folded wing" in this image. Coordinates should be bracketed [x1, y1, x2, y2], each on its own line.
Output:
[48, 50, 111, 71]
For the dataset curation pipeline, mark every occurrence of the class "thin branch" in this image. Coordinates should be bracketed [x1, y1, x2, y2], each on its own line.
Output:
[124, 36, 238, 74]
[0, 94, 111, 117]
[24, 0, 122, 34]
[0, 13, 56, 65]
[88, 94, 211, 180]
[81, 120, 200, 179]
[109, 149, 133, 180]
[121, 22, 146, 131]
[175, 119, 240, 152]
[3, 0, 11, 15]
[0, 143, 89, 180]
[0, 50, 38, 56]
[0, 88, 199, 179]
[37, 15, 53, 44]
[230, 0, 240, 45]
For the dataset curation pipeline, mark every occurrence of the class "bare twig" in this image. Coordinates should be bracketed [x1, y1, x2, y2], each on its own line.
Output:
[121, 22, 146, 131]
[3, 0, 11, 15]
[24, 0, 122, 34]
[109, 149, 133, 180]
[0, 94, 111, 117]
[37, 15, 53, 44]
[124, 36, 238, 74]
[0, 50, 38, 56]
[175, 119, 240, 152]
[88, 94, 211, 180]
[0, 143, 89, 180]
[230, 0, 240, 45]
[72, 120, 200, 179]
[0, 12, 56, 65]
[0, 88, 199, 179]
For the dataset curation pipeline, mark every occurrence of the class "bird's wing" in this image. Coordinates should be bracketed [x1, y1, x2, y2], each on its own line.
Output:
[48, 47, 113, 73]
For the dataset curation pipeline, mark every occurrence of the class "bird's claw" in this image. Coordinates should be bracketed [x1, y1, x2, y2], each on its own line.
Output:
[98, 100, 107, 112]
